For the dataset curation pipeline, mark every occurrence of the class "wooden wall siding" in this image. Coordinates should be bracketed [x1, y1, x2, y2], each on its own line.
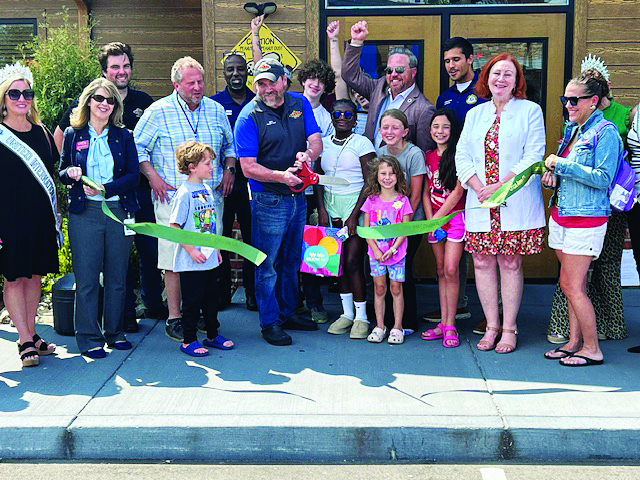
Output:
[583, 0, 640, 107]
[0, 1, 79, 31]
[91, 0, 203, 99]
[211, 0, 310, 93]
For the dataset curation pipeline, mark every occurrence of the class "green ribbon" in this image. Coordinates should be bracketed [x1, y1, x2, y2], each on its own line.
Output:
[82, 176, 267, 266]
[357, 161, 547, 239]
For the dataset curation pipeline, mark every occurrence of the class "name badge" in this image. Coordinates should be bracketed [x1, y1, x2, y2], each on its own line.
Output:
[124, 217, 136, 236]
[76, 140, 89, 151]
[225, 109, 233, 116]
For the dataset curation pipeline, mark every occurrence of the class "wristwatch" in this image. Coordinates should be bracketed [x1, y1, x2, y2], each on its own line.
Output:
[224, 165, 236, 174]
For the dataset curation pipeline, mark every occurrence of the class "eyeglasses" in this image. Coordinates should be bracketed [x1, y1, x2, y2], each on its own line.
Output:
[560, 95, 594, 107]
[332, 111, 354, 120]
[384, 66, 406, 75]
[6, 89, 35, 101]
[92, 94, 115, 105]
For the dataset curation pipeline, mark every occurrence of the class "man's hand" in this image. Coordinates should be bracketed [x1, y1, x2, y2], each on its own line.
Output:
[327, 20, 340, 41]
[149, 175, 176, 204]
[296, 151, 312, 165]
[282, 166, 303, 187]
[251, 15, 264, 34]
[350, 20, 368, 45]
[83, 184, 104, 197]
[218, 170, 235, 197]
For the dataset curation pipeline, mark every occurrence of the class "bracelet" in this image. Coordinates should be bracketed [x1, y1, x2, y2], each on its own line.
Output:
[390, 247, 398, 254]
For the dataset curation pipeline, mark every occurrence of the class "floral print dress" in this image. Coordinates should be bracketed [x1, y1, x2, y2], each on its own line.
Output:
[465, 117, 545, 256]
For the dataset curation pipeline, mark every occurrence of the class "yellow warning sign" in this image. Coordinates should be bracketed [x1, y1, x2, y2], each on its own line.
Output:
[225, 24, 302, 90]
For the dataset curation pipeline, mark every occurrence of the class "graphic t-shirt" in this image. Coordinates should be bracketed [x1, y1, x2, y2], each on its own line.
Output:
[425, 149, 465, 213]
[170, 181, 220, 272]
[361, 194, 413, 265]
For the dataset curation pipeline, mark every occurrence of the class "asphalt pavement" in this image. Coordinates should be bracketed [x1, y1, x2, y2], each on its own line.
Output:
[1, 283, 639, 463]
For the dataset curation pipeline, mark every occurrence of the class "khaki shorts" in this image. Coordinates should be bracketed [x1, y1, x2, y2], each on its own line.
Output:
[154, 192, 224, 271]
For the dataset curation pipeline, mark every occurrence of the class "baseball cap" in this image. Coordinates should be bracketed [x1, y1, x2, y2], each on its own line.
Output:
[253, 58, 286, 82]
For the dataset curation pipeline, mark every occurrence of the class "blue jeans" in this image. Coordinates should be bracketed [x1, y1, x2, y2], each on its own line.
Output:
[251, 191, 306, 329]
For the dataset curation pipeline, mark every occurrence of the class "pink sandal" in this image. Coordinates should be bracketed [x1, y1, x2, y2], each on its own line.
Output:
[442, 326, 459, 348]
[421, 323, 444, 341]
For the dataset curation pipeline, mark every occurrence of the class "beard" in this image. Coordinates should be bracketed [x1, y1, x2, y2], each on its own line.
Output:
[257, 91, 284, 108]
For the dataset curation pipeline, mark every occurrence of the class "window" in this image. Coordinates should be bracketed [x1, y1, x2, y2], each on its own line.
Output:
[327, 0, 568, 8]
[355, 41, 424, 92]
[0, 20, 37, 67]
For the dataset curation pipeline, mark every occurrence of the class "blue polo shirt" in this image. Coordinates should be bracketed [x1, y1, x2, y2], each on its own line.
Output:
[436, 71, 486, 125]
[234, 92, 320, 194]
[211, 86, 255, 183]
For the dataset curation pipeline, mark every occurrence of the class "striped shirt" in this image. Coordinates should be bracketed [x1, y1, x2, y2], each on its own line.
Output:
[628, 105, 640, 196]
[133, 91, 236, 193]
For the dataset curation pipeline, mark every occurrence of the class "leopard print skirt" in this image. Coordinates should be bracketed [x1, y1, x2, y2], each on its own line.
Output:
[547, 211, 628, 340]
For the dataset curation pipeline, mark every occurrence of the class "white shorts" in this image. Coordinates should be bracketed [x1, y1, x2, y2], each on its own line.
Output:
[154, 192, 224, 271]
[548, 216, 607, 259]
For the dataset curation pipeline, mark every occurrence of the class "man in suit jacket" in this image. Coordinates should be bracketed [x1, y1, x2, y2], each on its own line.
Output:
[342, 20, 435, 153]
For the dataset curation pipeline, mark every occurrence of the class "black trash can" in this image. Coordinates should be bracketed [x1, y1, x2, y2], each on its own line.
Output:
[52, 273, 104, 336]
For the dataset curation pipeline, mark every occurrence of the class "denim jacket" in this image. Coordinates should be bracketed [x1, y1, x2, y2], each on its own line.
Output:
[551, 109, 623, 217]
[59, 125, 140, 214]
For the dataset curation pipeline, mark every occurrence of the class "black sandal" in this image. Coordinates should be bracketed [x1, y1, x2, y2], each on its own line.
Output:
[18, 341, 40, 367]
[33, 334, 56, 356]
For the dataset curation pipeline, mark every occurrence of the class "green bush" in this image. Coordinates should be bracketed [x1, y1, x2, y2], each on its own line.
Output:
[20, 9, 100, 131]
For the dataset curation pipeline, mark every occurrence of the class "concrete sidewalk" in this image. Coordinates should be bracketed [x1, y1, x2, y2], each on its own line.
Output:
[1, 284, 639, 463]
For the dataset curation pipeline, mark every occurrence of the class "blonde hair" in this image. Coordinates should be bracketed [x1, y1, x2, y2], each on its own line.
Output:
[363, 155, 408, 198]
[70, 78, 123, 129]
[171, 56, 204, 83]
[0, 75, 42, 125]
[175, 140, 215, 175]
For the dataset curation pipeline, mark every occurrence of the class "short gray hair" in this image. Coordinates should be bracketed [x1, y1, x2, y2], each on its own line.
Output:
[388, 47, 418, 69]
[171, 56, 204, 83]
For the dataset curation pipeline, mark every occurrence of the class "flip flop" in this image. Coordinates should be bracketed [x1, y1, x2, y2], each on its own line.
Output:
[203, 335, 234, 351]
[442, 326, 459, 348]
[180, 340, 209, 357]
[544, 347, 575, 360]
[559, 354, 603, 367]
[421, 323, 444, 341]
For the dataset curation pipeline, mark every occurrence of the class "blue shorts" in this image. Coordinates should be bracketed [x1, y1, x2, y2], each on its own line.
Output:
[369, 257, 406, 282]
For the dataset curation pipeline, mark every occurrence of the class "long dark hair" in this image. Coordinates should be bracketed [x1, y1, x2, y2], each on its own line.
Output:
[363, 155, 408, 199]
[430, 108, 460, 192]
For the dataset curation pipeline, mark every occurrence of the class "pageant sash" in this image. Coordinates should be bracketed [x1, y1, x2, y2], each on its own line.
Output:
[82, 176, 267, 266]
[0, 124, 63, 246]
[357, 162, 547, 239]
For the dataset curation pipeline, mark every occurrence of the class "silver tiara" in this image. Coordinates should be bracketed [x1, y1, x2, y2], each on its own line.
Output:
[0, 62, 34, 87]
[580, 54, 610, 82]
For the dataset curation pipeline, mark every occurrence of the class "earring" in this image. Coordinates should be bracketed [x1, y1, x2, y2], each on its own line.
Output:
[2, 107, 6, 117]
[590, 105, 595, 110]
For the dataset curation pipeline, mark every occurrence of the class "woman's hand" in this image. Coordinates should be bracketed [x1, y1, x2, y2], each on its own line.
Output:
[66, 166, 83, 181]
[83, 184, 103, 197]
[542, 171, 557, 188]
[545, 154, 559, 171]
[477, 182, 502, 203]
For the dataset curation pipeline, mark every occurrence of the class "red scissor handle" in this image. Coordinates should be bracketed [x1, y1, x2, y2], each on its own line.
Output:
[289, 162, 318, 193]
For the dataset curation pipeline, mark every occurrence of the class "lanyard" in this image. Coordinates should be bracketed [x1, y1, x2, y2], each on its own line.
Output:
[176, 93, 202, 138]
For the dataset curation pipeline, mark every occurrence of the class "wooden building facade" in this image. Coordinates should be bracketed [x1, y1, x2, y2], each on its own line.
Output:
[1, 0, 638, 278]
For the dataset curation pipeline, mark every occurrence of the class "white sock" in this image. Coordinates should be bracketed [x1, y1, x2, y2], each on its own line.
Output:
[354, 301, 368, 323]
[340, 293, 354, 319]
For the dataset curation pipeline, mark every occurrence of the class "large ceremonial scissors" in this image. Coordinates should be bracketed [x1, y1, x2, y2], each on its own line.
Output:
[290, 162, 350, 193]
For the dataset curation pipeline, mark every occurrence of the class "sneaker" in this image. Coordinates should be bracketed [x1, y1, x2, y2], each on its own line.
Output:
[165, 318, 184, 343]
[327, 315, 354, 335]
[246, 293, 258, 311]
[310, 305, 329, 324]
[350, 320, 370, 339]
[423, 306, 471, 322]
[262, 324, 292, 346]
[547, 333, 568, 344]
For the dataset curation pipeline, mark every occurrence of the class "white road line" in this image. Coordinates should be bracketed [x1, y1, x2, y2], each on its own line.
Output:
[480, 468, 508, 480]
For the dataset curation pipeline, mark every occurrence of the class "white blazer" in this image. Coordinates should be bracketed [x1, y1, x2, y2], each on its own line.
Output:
[455, 98, 546, 232]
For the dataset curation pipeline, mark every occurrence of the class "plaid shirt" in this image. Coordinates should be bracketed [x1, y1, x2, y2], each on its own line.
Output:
[134, 91, 235, 192]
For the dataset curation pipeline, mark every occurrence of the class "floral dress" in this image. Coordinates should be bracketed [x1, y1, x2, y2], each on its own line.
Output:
[465, 117, 545, 256]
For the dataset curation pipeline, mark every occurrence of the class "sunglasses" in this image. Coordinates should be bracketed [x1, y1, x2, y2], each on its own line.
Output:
[92, 94, 115, 105]
[332, 111, 354, 120]
[560, 95, 594, 107]
[6, 89, 35, 101]
[384, 66, 406, 75]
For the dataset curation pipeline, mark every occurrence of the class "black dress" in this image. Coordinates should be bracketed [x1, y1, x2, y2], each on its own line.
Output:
[0, 124, 59, 281]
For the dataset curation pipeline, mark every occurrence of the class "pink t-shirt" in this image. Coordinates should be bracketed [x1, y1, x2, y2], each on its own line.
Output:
[425, 149, 465, 213]
[361, 194, 413, 265]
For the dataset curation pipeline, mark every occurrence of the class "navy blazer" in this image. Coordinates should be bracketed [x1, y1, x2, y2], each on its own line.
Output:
[59, 124, 140, 214]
